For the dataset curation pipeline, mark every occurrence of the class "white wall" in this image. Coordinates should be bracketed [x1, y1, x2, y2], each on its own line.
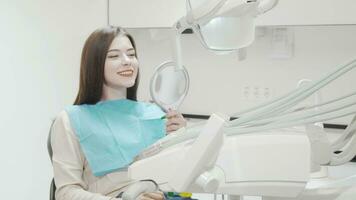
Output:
[1, 1, 356, 199]
[0, 0, 106, 199]
[130, 25, 356, 125]
[109, 0, 185, 28]
[256, 0, 356, 25]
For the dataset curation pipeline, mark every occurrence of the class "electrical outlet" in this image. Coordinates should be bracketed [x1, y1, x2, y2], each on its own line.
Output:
[263, 87, 271, 99]
[243, 85, 272, 100]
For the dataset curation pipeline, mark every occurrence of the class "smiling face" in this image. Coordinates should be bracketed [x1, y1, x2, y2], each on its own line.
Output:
[103, 35, 139, 91]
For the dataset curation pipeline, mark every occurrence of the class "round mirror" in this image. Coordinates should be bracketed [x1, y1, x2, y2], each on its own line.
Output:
[150, 61, 190, 111]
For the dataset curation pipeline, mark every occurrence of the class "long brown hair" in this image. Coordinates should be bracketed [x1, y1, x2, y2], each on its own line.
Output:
[74, 26, 139, 105]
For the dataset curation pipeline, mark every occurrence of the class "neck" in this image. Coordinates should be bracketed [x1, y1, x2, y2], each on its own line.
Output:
[101, 84, 127, 101]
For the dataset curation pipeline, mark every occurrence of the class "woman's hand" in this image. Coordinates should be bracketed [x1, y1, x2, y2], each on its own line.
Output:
[165, 109, 187, 134]
[138, 191, 165, 200]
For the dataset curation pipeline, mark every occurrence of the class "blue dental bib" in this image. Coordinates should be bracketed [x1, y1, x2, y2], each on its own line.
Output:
[65, 99, 166, 177]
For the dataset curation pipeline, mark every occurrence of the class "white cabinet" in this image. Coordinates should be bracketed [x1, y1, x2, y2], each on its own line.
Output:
[109, 0, 186, 28]
[256, 0, 356, 26]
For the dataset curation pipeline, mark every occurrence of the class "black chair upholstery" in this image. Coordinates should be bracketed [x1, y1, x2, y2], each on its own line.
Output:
[50, 178, 56, 200]
[48, 121, 56, 200]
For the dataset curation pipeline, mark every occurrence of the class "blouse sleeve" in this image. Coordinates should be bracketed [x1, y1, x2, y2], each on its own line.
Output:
[51, 111, 120, 200]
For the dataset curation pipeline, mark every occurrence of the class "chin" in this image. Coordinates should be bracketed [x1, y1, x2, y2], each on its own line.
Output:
[122, 81, 136, 88]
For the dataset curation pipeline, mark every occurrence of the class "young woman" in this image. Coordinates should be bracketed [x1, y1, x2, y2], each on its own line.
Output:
[51, 26, 186, 200]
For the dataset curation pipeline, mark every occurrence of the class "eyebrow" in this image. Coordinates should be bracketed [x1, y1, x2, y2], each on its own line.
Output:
[107, 48, 135, 53]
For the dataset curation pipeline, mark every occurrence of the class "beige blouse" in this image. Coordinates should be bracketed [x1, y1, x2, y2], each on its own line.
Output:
[51, 111, 136, 200]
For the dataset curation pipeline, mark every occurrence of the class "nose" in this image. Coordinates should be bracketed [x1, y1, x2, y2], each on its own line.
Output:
[121, 54, 131, 66]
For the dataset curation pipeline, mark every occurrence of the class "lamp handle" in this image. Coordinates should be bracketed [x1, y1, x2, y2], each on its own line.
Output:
[258, 0, 279, 14]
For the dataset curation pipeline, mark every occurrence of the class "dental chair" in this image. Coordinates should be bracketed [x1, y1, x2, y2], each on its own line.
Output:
[47, 121, 56, 200]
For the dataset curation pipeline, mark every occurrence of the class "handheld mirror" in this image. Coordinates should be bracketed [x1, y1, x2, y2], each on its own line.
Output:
[150, 61, 190, 111]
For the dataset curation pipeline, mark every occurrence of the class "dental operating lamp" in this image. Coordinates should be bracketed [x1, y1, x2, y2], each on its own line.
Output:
[150, 0, 278, 111]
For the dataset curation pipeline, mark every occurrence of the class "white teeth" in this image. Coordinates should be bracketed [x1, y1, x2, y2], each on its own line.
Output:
[118, 70, 133, 76]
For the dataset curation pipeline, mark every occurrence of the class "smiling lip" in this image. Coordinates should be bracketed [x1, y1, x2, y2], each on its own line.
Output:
[117, 69, 134, 77]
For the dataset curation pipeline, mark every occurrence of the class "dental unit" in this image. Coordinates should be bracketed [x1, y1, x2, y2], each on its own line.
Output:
[121, 0, 356, 199]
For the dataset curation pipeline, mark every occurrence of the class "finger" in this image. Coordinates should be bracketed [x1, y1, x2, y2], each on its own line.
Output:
[143, 192, 165, 200]
[177, 113, 187, 125]
[166, 123, 184, 127]
[166, 110, 179, 119]
[166, 118, 184, 126]
[175, 112, 185, 121]
[166, 124, 180, 133]
[166, 113, 185, 122]
[166, 114, 178, 120]
[168, 115, 187, 126]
